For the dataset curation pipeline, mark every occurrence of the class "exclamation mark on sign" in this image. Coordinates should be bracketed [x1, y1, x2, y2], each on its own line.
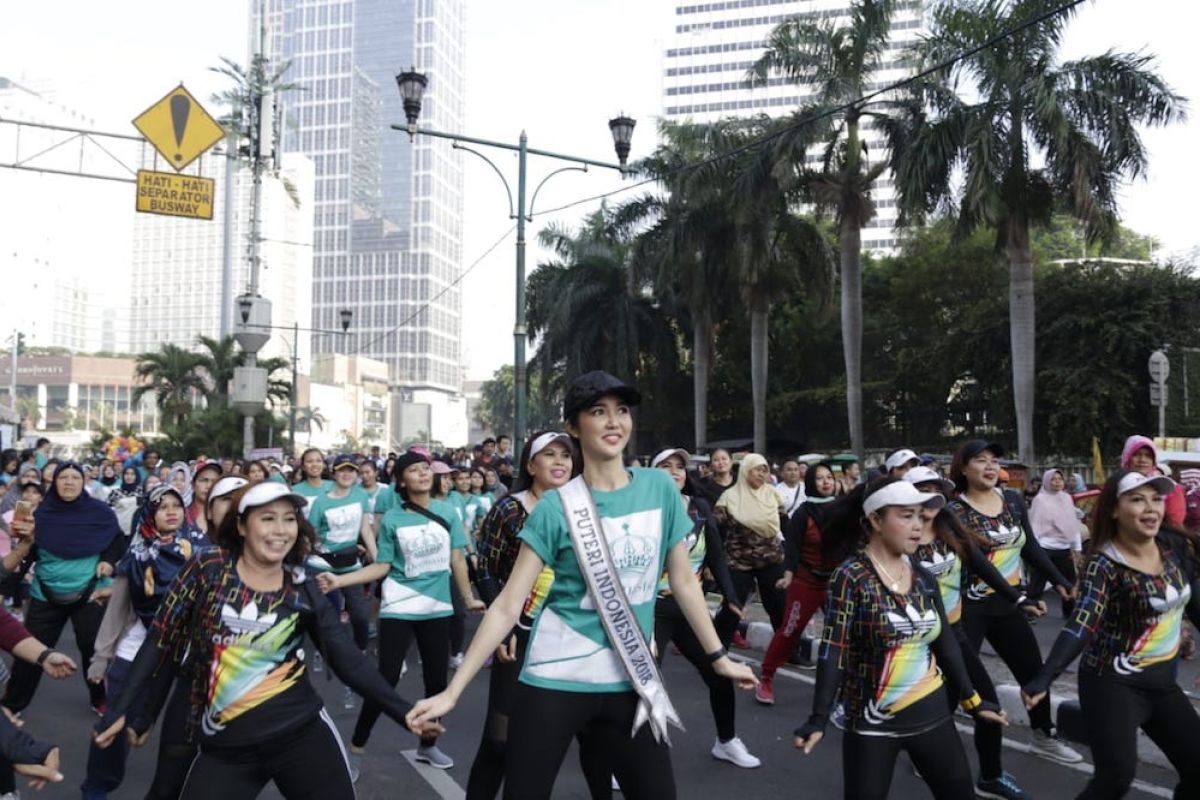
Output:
[169, 93, 190, 163]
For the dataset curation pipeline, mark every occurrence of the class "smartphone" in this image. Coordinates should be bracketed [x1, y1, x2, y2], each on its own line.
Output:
[12, 501, 33, 524]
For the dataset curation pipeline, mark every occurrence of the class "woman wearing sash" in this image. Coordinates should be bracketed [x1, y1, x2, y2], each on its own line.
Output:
[407, 371, 757, 799]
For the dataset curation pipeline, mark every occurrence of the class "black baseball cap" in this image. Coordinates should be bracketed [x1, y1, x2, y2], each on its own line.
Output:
[562, 371, 641, 421]
[958, 440, 1005, 461]
[332, 454, 358, 471]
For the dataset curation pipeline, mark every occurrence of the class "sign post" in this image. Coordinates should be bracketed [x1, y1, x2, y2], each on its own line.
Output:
[132, 85, 225, 220]
[1149, 350, 1170, 439]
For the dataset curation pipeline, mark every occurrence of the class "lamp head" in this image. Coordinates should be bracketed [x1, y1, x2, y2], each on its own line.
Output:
[339, 308, 353, 333]
[396, 67, 428, 135]
[237, 295, 253, 324]
[608, 114, 636, 170]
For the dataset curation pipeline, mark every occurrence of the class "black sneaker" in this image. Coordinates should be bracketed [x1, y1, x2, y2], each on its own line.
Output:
[975, 772, 1030, 800]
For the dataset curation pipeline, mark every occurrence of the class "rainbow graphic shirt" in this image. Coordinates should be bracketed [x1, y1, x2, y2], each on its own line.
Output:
[949, 492, 1025, 601]
[913, 539, 963, 624]
[818, 557, 953, 736]
[1046, 537, 1198, 683]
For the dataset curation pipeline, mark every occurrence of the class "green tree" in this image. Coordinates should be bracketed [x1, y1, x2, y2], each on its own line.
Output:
[196, 334, 243, 404]
[892, 0, 1186, 463]
[749, 0, 901, 457]
[476, 365, 558, 438]
[295, 406, 326, 446]
[132, 344, 207, 430]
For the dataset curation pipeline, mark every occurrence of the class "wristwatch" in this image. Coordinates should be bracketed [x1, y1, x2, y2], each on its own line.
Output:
[35, 648, 55, 667]
[705, 646, 728, 664]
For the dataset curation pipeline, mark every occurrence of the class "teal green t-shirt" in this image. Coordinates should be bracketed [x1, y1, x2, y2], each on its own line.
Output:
[376, 497, 468, 620]
[31, 550, 112, 602]
[372, 485, 400, 516]
[464, 492, 495, 533]
[518, 468, 691, 693]
[362, 484, 388, 515]
[446, 492, 469, 526]
[308, 486, 370, 574]
[293, 479, 333, 516]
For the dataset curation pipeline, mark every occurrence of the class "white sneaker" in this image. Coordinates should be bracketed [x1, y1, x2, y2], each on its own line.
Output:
[1030, 730, 1084, 765]
[343, 686, 356, 710]
[415, 744, 454, 770]
[401, 659, 408, 677]
[449, 652, 465, 669]
[611, 776, 621, 792]
[711, 736, 761, 768]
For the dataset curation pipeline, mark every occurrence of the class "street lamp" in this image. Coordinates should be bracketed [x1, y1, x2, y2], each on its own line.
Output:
[394, 69, 634, 455]
[339, 308, 353, 334]
[238, 295, 253, 325]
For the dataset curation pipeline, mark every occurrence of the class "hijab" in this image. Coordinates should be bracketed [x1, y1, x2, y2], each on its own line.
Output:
[33, 462, 121, 559]
[1029, 469, 1080, 540]
[716, 453, 783, 539]
[165, 461, 194, 507]
[1120, 435, 1160, 474]
[118, 485, 207, 627]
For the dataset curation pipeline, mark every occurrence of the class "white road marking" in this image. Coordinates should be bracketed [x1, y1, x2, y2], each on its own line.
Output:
[730, 651, 1174, 800]
[401, 749, 466, 800]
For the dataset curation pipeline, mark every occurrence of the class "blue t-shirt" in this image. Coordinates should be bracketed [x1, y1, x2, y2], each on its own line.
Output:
[518, 468, 691, 693]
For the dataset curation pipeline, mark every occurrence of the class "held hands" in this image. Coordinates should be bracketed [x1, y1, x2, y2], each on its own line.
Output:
[315, 572, 340, 594]
[713, 657, 758, 690]
[1056, 584, 1078, 602]
[89, 587, 113, 606]
[405, 692, 455, 736]
[92, 716, 125, 750]
[466, 597, 486, 613]
[725, 602, 746, 619]
[14, 746, 63, 791]
[95, 562, 113, 579]
[1021, 689, 1048, 711]
[793, 722, 824, 754]
[1019, 599, 1046, 617]
[968, 700, 1009, 727]
[775, 571, 794, 591]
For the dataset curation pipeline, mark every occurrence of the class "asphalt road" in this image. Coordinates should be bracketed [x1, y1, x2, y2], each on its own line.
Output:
[8, 615, 1185, 799]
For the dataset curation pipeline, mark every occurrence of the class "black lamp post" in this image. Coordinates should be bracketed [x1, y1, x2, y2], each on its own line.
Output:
[393, 69, 634, 455]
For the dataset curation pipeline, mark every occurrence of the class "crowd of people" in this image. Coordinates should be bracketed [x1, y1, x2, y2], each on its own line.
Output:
[0, 373, 1195, 798]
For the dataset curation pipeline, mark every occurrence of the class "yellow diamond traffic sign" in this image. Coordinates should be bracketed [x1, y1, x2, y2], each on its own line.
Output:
[132, 84, 225, 172]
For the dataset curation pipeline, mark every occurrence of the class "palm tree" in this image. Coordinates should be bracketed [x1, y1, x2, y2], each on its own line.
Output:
[618, 120, 738, 450]
[296, 406, 326, 446]
[132, 344, 208, 430]
[891, 0, 1185, 463]
[526, 206, 678, 395]
[258, 356, 293, 408]
[196, 334, 244, 404]
[748, 0, 900, 458]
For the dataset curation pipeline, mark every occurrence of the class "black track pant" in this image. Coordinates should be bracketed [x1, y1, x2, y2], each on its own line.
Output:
[352, 616, 449, 748]
[1027, 548, 1077, 617]
[3, 596, 105, 712]
[449, 578, 467, 654]
[714, 563, 786, 644]
[1076, 671, 1200, 800]
[842, 717, 974, 799]
[945, 625, 1003, 781]
[465, 629, 611, 800]
[961, 599, 1052, 732]
[504, 685, 674, 800]
[654, 595, 735, 741]
[180, 710, 354, 799]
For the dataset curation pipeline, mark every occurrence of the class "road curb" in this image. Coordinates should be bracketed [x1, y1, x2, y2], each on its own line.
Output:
[740, 621, 1173, 769]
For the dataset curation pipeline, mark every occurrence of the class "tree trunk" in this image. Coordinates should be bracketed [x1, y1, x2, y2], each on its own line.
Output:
[840, 215, 864, 459]
[692, 306, 713, 450]
[750, 298, 769, 456]
[1006, 222, 1036, 466]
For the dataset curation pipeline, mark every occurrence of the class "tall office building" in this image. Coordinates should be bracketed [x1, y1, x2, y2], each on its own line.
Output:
[662, 1, 925, 251]
[261, 0, 467, 414]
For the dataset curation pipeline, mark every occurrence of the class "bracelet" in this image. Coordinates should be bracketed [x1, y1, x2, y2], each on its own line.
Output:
[959, 692, 983, 712]
[35, 648, 55, 667]
[705, 646, 728, 664]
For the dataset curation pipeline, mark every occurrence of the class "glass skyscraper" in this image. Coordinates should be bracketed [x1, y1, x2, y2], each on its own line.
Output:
[261, 0, 466, 394]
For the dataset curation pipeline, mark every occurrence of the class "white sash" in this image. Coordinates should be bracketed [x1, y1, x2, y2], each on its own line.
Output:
[558, 476, 683, 744]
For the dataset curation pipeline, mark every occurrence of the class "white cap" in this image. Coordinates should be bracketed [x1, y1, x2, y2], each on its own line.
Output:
[236, 481, 306, 515]
[885, 448, 921, 472]
[651, 448, 692, 469]
[863, 481, 946, 516]
[528, 432, 572, 460]
[209, 475, 248, 503]
[1117, 472, 1176, 497]
[904, 466, 954, 494]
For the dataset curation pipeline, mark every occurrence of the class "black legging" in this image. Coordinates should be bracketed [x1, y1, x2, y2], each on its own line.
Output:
[352, 616, 449, 749]
[3, 596, 105, 712]
[505, 684, 674, 800]
[180, 710, 354, 799]
[1027, 549, 1078, 617]
[714, 563, 786, 645]
[842, 717, 974, 799]
[449, 578, 467, 655]
[947, 625, 1002, 781]
[1076, 671, 1200, 799]
[961, 599, 1052, 733]
[465, 628, 611, 800]
[654, 595, 735, 741]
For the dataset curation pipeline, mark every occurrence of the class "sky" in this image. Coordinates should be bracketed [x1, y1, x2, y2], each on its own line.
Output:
[0, 0, 1196, 380]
